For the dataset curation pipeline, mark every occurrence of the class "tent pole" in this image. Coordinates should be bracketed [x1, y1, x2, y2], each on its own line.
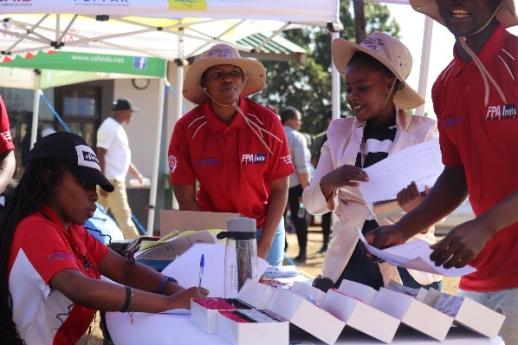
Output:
[417, 16, 434, 116]
[171, 61, 184, 210]
[30, 71, 41, 148]
[147, 78, 166, 235]
[331, 31, 341, 120]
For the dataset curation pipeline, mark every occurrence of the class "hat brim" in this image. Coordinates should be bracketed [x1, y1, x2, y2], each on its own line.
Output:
[332, 38, 424, 110]
[409, 0, 518, 28]
[183, 57, 266, 105]
[72, 165, 114, 193]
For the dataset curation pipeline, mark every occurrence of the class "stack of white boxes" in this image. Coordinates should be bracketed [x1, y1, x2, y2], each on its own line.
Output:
[416, 288, 505, 338]
[191, 280, 289, 345]
[190, 279, 505, 345]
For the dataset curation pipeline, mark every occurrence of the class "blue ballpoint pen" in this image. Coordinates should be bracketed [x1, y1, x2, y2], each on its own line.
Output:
[198, 254, 205, 288]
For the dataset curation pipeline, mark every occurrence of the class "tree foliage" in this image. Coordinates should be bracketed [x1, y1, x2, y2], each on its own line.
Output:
[252, 0, 400, 135]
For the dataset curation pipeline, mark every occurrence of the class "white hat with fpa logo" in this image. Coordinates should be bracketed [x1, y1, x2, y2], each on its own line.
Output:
[28, 132, 114, 192]
[183, 43, 266, 105]
[332, 32, 424, 110]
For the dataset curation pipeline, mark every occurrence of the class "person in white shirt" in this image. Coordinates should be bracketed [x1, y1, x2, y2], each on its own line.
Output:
[96, 99, 144, 239]
[281, 106, 311, 263]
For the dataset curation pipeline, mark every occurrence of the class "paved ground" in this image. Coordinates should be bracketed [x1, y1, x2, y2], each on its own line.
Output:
[81, 226, 459, 344]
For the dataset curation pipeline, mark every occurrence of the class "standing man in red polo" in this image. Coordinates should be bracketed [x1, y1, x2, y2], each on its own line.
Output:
[0, 95, 15, 194]
[367, 1, 518, 343]
[168, 44, 293, 266]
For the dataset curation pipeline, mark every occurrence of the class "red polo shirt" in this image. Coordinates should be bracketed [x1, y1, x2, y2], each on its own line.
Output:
[8, 208, 108, 344]
[0, 95, 15, 154]
[168, 97, 293, 227]
[432, 24, 518, 292]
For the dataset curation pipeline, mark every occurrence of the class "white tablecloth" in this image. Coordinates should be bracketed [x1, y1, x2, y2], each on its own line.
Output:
[106, 311, 504, 345]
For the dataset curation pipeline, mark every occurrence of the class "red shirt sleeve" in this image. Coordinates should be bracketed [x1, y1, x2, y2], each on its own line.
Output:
[266, 116, 294, 181]
[432, 78, 462, 166]
[168, 119, 196, 185]
[13, 218, 81, 284]
[0, 96, 15, 154]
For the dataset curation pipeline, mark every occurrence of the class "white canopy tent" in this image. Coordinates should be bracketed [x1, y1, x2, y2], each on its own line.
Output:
[0, 0, 341, 234]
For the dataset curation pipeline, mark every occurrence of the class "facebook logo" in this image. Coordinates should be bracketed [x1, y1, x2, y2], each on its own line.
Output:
[133, 57, 148, 70]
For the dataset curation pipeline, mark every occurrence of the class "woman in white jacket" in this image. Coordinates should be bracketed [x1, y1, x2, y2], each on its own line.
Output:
[303, 32, 442, 291]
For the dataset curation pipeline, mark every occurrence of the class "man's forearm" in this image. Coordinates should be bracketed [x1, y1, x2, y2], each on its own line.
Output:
[0, 150, 15, 194]
[297, 172, 309, 189]
[397, 166, 468, 236]
[259, 179, 289, 255]
[128, 163, 142, 178]
[173, 184, 200, 211]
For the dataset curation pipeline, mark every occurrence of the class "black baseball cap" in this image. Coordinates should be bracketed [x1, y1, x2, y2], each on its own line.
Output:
[112, 98, 138, 112]
[28, 132, 114, 192]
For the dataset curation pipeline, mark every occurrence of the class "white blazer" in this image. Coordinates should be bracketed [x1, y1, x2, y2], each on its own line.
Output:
[302, 110, 443, 285]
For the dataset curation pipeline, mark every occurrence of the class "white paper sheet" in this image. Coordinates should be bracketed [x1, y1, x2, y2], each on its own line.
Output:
[161, 243, 269, 297]
[357, 229, 476, 277]
[358, 139, 444, 204]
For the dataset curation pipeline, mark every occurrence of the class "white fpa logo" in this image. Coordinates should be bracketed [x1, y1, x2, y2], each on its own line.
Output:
[75, 145, 101, 171]
[168, 154, 178, 172]
[241, 153, 266, 165]
[486, 104, 518, 120]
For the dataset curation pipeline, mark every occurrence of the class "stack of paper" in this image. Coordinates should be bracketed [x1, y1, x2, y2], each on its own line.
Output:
[134, 230, 217, 261]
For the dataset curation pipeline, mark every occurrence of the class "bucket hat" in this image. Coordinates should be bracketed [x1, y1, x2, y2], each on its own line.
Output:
[183, 44, 266, 105]
[409, 0, 518, 28]
[332, 32, 424, 110]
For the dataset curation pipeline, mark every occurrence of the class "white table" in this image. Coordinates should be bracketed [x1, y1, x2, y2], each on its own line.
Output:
[106, 311, 504, 345]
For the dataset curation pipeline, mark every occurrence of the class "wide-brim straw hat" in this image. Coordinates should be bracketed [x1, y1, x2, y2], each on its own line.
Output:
[183, 44, 266, 105]
[410, 0, 518, 28]
[332, 32, 424, 110]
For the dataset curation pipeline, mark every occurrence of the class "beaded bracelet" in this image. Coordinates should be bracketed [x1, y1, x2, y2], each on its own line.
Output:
[159, 275, 178, 295]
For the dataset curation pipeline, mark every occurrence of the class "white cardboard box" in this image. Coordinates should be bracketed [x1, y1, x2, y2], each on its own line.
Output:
[418, 289, 505, 338]
[216, 309, 289, 345]
[191, 280, 275, 333]
[290, 281, 326, 306]
[267, 288, 345, 345]
[337, 279, 378, 305]
[373, 287, 454, 341]
[322, 289, 400, 343]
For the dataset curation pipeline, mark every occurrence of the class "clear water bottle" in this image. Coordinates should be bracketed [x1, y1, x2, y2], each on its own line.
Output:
[297, 202, 306, 218]
[217, 217, 258, 298]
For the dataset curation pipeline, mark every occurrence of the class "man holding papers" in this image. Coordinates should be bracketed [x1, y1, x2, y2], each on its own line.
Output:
[367, 1, 518, 343]
[303, 32, 442, 292]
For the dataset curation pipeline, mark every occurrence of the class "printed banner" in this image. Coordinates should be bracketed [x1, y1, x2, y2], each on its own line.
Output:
[168, 0, 207, 11]
[0, 51, 166, 77]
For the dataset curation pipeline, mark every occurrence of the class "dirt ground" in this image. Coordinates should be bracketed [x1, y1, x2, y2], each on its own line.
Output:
[79, 227, 459, 344]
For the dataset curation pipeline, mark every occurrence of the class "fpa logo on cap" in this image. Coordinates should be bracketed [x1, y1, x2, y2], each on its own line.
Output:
[203, 44, 240, 59]
[362, 37, 385, 51]
[75, 145, 101, 171]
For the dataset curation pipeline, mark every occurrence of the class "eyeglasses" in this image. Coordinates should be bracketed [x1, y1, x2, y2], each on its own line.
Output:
[206, 69, 244, 81]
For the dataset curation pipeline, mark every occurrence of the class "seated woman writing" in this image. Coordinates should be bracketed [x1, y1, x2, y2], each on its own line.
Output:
[0, 132, 208, 345]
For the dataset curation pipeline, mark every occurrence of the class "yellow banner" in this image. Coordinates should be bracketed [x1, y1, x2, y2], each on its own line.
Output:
[168, 0, 208, 11]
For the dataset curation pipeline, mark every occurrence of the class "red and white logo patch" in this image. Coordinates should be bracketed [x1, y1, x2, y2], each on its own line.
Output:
[168, 154, 178, 173]
[280, 155, 292, 165]
[0, 130, 12, 144]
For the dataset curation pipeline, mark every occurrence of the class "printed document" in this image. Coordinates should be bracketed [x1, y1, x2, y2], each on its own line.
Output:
[358, 229, 476, 277]
[359, 138, 444, 203]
